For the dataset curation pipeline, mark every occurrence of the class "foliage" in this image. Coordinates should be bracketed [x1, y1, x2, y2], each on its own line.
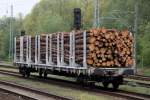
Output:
[0, 17, 22, 60]
[23, 0, 95, 34]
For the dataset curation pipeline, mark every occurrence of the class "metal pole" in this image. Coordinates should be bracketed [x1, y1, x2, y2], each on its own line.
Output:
[9, 5, 13, 59]
[93, 0, 100, 28]
[93, 0, 97, 27]
[97, 0, 100, 27]
[134, 1, 138, 74]
[11, 5, 14, 60]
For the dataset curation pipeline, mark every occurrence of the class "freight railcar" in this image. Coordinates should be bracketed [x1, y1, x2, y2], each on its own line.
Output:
[13, 29, 135, 90]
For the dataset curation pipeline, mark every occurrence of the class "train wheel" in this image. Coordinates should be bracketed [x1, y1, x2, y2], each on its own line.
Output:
[26, 68, 30, 78]
[112, 76, 122, 90]
[102, 82, 109, 89]
[22, 71, 26, 77]
[39, 68, 43, 78]
[77, 76, 84, 84]
[82, 76, 90, 87]
[112, 82, 119, 90]
[44, 71, 48, 78]
[20, 66, 26, 77]
[76, 75, 85, 85]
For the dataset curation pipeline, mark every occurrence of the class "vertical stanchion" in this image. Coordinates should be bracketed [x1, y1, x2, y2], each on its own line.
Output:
[14, 37, 16, 62]
[28, 36, 31, 64]
[20, 37, 23, 63]
[69, 32, 73, 67]
[46, 34, 49, 65]
[49, 34, 52, 64]
[83, 31, 87, 69]
[26, 36, 29, 64]
[35, 35, 38, 64]
[72, 31, 76, 67]
[61, 33, 64, 65]
[57, 33, 60, 66]
[38, 35, 41, 64]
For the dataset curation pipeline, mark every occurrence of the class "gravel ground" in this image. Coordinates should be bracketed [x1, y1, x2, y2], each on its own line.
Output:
[0, 89, 34, 100]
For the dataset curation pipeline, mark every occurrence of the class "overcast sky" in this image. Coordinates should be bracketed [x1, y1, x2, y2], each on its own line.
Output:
[0, 0, 39, 17]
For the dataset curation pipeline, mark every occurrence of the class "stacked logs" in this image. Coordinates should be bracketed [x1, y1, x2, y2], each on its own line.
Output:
[16, 36, 27, 62]
[51, 32, 70, 64]
[31, 37, 35, 62]
[15, 28, 133, 67]
[85, 28, 133, 67]
[63, 32, 70, 63]
[16, 38, 20, 60]
[23, 36, 27, 61]
[51, 33, 58, 64]
[40, 35, 47, 63]
[75, 31, 84, 65]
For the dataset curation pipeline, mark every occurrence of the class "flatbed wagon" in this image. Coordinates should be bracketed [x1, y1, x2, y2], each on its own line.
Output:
[14, 29, 135, 90]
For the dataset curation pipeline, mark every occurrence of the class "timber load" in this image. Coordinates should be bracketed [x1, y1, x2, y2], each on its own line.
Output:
[85, 28, 133, 67]
[15, 28, 134, 68]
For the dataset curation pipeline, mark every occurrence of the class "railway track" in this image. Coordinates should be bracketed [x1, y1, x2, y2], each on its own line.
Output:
[126, 75, 150, 81]
[0, 69, 149, 100]
[0, 88, 35, 100]
[124, 80, 150, 88]
[0, 71, 71, 100]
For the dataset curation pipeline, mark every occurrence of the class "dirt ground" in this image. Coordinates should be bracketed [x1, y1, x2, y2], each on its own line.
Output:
[0, 89, 34, 100]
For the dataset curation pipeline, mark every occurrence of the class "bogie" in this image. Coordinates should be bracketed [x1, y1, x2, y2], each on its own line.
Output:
[19, 65, 31, 77]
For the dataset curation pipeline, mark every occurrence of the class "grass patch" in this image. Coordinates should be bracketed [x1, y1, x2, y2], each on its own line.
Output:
[120, 85, 150, 95]
[137, 67, 150, 76]
[124, 78, 150, 84]
[0, 61, 12, 65]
